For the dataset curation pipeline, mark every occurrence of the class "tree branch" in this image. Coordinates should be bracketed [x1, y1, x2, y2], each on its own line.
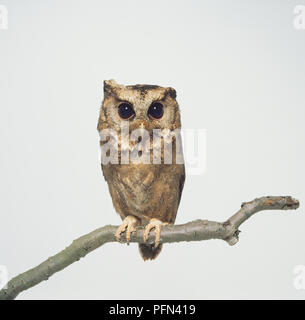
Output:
[0, 196, 300, 300]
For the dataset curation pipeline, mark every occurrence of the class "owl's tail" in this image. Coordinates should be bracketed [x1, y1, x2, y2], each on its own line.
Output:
[138, 243, 163, 261]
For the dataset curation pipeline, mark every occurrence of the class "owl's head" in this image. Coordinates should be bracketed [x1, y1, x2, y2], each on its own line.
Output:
[98, 80, 181, 133]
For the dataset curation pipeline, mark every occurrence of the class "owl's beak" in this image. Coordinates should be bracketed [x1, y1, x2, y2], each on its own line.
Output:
[137, 120, 148, 129]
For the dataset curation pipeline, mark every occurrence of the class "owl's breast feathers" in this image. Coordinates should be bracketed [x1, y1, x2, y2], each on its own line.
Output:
[102, 163, 185, 225]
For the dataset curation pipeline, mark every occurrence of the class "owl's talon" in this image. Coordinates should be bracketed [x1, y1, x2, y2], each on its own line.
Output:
[143, 218, 168, 248]
[115, 215, 139, 244]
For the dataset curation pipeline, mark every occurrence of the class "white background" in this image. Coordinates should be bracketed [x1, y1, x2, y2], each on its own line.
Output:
[0, 0, 305, 299]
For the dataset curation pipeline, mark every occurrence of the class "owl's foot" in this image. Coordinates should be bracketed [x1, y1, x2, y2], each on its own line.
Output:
[143, 218, 168, 248]
[115, 215, 139, 244]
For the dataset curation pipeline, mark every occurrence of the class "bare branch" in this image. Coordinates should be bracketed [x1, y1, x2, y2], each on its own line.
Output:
[0, 196, 299, 300]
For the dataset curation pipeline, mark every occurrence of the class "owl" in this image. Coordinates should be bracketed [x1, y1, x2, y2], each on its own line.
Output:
[97, 80, 185, 260]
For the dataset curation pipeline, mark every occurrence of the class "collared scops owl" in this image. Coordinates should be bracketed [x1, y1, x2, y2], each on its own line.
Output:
[97, 80, 185, 260]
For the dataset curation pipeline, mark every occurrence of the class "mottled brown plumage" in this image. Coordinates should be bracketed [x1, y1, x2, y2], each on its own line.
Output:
[97, 80, 185, 260]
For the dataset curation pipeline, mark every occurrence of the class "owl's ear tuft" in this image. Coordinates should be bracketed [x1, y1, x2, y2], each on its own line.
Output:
[166, 87, 177, 99]
[103, 79, 119, 96]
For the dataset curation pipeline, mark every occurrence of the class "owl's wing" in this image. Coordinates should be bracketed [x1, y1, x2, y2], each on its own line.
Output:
[177, 164, 186, 206]
[101, 164, 108, 181]
[101, 163, 114, 185]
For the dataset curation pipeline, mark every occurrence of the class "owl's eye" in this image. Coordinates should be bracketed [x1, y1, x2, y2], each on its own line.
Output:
[147, 102, 164, 120]
[117, 103, 135, 120]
